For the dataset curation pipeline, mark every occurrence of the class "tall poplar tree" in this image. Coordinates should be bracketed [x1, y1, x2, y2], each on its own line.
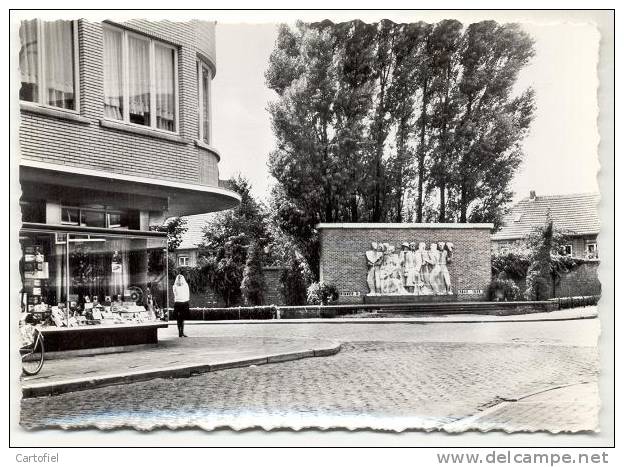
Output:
[426, 19, 463, 222]
[451, 21, 535, 223]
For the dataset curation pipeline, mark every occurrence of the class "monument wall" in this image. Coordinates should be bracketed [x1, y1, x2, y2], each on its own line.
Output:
[318, 223, 493, 303]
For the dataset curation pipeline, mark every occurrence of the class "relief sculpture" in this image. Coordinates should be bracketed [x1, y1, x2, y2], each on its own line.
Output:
[366, 241, 454, 296]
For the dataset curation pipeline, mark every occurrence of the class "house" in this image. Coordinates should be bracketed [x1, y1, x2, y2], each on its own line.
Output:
[16, 18, 240, 350]
[492, 191, 600, 259]
[173, 213, 215, 267]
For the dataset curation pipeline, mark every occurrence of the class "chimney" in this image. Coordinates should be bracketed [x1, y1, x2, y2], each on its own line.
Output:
[529, 190, 536, 201]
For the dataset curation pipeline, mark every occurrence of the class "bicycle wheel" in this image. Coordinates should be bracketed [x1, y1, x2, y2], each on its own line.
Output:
[21, 333, 44, 376]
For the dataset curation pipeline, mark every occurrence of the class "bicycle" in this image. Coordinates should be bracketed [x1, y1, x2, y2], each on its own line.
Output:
[20, 327, 45, 376]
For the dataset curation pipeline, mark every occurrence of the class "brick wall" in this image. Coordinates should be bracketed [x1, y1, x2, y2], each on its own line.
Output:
[172, 266, 287, 308]
[502, 261, 600, 299]
[19, 19, 220, 187]
[319, 225, 493, 303]
[263, 267, 286, 306]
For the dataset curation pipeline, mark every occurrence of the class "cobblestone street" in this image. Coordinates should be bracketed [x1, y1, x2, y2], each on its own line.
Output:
[20, 317, 600, 432]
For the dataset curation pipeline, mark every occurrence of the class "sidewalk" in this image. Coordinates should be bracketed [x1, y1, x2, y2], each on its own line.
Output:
[21, 331, 341, 398]
[177, 306, 598, 325]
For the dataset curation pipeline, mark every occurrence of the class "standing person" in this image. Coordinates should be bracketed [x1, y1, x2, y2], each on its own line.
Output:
[173, 274, 190, 337]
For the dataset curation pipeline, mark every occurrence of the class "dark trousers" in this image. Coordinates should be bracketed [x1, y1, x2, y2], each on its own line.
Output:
[174, 301, 189, 336]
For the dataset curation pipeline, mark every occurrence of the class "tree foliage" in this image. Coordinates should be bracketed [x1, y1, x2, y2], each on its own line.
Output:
[199, 176, 270, 307]
[151, 217, 188, 252]
[266, 19, 535, 272]
[240, 242, 266, 306]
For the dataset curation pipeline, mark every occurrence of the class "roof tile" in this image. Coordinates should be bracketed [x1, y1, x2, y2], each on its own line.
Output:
[492, 192, 600, 240]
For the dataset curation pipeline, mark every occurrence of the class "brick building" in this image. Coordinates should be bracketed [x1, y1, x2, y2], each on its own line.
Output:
[318, 223, 493, 303]
[491, 192, 601, 298]
[16, 18, 240, 349]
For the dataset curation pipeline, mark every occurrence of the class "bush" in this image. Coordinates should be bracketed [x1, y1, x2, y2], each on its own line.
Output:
[491, 251, 531, 281]
[240, 243, 266, 306]
[487, 275, 522, 301]
[306, 282, 339, 305]
[280, 253, 313, 305]
[524, 221, 554, 300]
[524, 267, 551, 301]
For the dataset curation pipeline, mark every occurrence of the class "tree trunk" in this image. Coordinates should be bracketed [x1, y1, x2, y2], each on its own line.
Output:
[395, 181, 403, 223]
[438, 62, 451, 221]
[416, 78, 428, 223]
[460, 184, 468, 223]
[350, 195, 358, 221]
[373, 155, 382, 222]
[325, 200, 333, 223]
[439, 182, 446, 222]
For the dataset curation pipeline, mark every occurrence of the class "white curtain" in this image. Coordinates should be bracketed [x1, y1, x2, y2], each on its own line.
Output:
[19, 20, 39, 102]
[201, 66, 211, 143]
[155, 44, 175, 131]
[43, 20, 75, 109]
[103, 29, 123, 120]
[128, 36, 150, 124]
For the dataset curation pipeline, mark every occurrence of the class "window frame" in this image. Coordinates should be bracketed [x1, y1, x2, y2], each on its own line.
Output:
[102, 23, 179, 134]
[61, 206, 128, 229]
[178, 255, 189, 267]
[560, 244, 573, 256]
[19, 19, 80, 114]
[197, 60, 212, 145]
[585, 242, 598, 259]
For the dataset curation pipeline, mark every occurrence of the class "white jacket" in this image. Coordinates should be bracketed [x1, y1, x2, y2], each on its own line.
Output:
[173, 283, 190, 303]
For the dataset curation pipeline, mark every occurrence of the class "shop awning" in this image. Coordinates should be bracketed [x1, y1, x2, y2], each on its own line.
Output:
[19, 159, 241, 217]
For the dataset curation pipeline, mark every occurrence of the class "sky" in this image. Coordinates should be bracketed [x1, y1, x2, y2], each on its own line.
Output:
[211, 20, 600, 204]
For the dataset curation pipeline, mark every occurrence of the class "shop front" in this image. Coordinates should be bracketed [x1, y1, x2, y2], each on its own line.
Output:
[17, 161, 240, 353]
[19, 223, 169, 352]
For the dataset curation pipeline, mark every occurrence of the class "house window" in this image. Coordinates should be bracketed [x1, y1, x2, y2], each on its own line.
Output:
[103, 25, 178, 132]
[586, 243, 598, 259]
[560, 245, 572, 256]
[19, 19, 78, 110]
[197, 61, 212, 144]
[178, 255, 189, 267]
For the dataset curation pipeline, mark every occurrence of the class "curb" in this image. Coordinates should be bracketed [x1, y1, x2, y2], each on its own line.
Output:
[22, 342, 342, 399]
[171, 313, 597, 326]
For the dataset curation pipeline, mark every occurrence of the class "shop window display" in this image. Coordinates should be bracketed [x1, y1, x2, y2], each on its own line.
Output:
[20, 229, 168, 328]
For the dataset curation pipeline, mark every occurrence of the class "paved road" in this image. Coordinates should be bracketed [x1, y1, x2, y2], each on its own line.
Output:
[20, 318, 600, 432]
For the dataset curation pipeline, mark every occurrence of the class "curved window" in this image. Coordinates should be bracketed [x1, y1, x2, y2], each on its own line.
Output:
[197, 61, 212, 144]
